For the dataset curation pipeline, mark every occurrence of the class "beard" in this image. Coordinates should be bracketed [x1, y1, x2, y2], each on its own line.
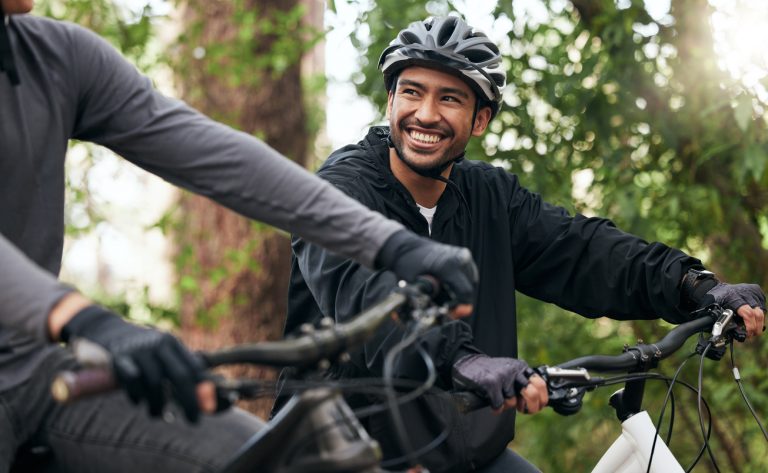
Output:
[390, 118, 465, 175]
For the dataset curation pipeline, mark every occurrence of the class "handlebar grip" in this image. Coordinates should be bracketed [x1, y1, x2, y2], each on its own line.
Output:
[451, 391, 487, 414]
[51, 368, 116, 403]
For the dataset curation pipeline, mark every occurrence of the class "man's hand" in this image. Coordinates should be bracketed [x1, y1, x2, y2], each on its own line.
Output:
[375, 229, 478, 317]
[706, 283, 766, 337]
[60, 305, 208, 422]
[451, 354, 548, 414]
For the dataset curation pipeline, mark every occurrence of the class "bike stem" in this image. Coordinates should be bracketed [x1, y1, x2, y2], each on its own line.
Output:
[609, 378, 647, 422]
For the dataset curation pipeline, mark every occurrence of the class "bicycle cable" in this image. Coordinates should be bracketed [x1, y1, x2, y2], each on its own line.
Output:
[383, 324, 437, 469]
[646, 351, 695, 473]
[697, 342, 721, 473]
[728, 341, 768, 442]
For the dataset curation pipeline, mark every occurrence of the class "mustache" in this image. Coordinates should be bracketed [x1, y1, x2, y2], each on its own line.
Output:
[397, 118, 453, 137]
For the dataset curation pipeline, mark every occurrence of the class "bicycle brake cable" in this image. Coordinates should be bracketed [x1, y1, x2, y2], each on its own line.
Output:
[696, 343, 721, 473]
[382, 324, 436, 469]
[646, 351, 695, 473]
[729, 342, 768, 442]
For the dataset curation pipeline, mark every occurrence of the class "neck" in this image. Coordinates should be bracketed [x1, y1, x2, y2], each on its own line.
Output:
[389, 149, 450, 208]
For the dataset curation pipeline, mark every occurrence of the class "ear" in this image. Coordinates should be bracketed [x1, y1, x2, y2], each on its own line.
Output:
[386, 91, 394, 119]
[471, 106, 492, 136]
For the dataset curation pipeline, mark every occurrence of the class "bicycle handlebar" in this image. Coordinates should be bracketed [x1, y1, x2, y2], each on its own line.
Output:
[557, 314, 716, 371]
[452, 311, 727, 414]
[52, 279, 440, 403]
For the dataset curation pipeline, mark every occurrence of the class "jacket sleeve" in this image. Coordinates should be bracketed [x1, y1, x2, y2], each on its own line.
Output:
[292, 180, 479, 385]
[507, 177, 701, 324]
[0, 232, 74, 342]
[62, 22, 401, 269]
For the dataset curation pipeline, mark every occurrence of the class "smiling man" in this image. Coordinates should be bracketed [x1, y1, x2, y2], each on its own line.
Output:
[282, 15, 766, 473]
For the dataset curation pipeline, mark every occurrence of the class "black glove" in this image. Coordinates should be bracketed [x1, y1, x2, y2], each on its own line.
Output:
[681, 268, 766, 313]
[706, 283, 766, 313]
[451, 354, 534, 410]
[61, 305, 204, 423]
[375, 229, 478, 306]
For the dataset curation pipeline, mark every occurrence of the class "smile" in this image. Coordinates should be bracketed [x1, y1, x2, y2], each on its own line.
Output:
[409, 130, 443, 144]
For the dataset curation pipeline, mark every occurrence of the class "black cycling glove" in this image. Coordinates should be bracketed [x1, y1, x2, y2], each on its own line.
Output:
[375, 229, 478, 306]
[680, 268, 766, 313]
[61, 305, 204, 423]
[451, 354, 534, 410]
[706, 283, 766, 313]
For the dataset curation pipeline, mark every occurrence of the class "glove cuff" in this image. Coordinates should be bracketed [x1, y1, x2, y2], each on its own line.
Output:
[680, 268, 719, 310]
[60, 305, 122, 343]
[375, 228, 422, 271]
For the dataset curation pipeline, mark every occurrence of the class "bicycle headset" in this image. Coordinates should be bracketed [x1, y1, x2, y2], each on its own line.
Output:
[378, 16, 506, 179]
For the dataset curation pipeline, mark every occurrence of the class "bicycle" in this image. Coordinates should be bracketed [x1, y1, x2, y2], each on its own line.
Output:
[49, 279, 453, 473]
[47, 295, 768, 473]
[454, 305, 768, 472]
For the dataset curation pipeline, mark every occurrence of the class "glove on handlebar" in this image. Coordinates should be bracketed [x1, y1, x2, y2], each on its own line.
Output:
[375, 229, 478, 306]
[451, 354, 534, 410]
[705, 283, 766, 313]
[61, 305, 204, 423]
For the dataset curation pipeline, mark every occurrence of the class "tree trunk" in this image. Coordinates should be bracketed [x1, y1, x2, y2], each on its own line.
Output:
[172, 0, 323, 418]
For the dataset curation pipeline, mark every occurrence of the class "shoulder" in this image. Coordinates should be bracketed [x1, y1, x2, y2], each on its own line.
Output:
[13, 14, 104, 48]
[454, 158, 523, 191]
[318, 127, 389, 183]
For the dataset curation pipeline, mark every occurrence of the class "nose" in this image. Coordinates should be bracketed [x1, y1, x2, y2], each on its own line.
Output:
[414, 98, 440, 124]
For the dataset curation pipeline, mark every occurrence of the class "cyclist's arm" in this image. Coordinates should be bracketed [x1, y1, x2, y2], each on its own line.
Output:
[507, 177, 701, 324]
[64, 22, 401, 268]
[0, 232, 80, 342]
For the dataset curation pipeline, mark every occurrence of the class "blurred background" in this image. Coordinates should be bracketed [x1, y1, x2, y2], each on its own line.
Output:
[42, 0, 768, 470]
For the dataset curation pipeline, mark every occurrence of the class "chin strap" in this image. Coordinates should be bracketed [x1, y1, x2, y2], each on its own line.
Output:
[386, 133, 473, 225]
[0, 13, 20, 86]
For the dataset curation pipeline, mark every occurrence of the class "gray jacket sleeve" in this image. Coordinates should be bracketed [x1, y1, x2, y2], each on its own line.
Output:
[0, 233, 74, 341]
[64, 23, 401, 268]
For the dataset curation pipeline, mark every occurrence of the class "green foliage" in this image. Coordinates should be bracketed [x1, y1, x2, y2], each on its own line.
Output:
[352, 0, 768, 469]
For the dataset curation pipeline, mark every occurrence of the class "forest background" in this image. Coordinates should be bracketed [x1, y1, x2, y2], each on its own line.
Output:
[40, 0, 768, 471]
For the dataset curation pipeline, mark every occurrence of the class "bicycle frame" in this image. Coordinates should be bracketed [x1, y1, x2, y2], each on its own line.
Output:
[592, 410, 683, 473]
[220, 388, 382, 473]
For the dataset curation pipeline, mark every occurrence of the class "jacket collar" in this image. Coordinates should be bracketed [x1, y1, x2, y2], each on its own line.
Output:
[363, 127, 463, 234]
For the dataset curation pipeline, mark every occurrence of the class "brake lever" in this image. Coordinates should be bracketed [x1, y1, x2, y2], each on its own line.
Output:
[537, 366, 594, 416]
[395, 279, 451, 328]
[696, 307, 747, 360]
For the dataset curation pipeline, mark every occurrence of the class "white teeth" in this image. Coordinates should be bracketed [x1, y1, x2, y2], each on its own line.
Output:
[410, 131, 441, 144]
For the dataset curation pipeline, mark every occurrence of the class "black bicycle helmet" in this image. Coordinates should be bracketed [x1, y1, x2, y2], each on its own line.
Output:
[378, 16, 505, 117]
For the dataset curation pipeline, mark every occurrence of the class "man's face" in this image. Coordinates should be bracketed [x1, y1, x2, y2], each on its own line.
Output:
[1, 0, 34, 14]
[387, 66, 491, 174]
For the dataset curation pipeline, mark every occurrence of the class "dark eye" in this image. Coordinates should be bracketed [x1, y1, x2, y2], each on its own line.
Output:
[443, 95, 461, 103]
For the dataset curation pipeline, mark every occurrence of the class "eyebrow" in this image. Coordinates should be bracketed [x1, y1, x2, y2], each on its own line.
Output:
[398, 78, 471, 100]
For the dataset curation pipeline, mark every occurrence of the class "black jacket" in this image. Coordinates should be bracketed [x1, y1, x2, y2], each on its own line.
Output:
[283, 126, 701, 472]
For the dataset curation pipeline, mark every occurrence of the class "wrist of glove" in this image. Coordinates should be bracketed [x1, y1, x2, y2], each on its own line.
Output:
[680, 269, 766, 314]
[451, 353, 535, 410]
[375, 229, 478, 306]
[61, 305, 204, 422]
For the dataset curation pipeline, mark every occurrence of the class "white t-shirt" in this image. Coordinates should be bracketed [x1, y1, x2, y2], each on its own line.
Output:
[417, 204, 438, 235]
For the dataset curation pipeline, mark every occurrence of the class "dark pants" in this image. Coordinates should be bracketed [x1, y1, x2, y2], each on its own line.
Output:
[0, 347, 264, 473]
[475, 448, 541, 473]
